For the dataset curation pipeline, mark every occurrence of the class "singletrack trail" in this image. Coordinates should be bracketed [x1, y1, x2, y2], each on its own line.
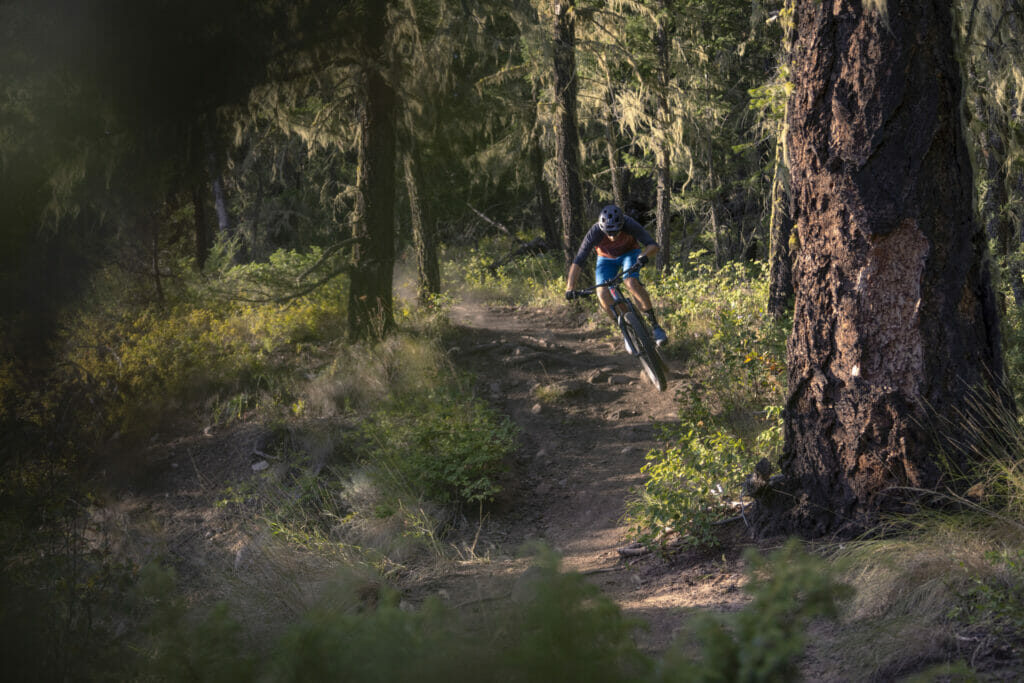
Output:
[432, 299, 753, 653]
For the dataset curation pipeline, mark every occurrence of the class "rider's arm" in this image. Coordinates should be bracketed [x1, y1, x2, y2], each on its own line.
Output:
[567, 226, 602, 291]
[640, 242, 659, 263]
[624, 217, 659, 264]
[566, 263, 583, 292]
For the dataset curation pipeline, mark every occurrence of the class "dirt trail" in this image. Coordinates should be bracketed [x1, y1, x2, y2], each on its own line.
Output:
[432, 300, 753, 653]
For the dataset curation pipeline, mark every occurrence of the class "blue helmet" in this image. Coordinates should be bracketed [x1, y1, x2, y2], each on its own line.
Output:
[598, 205, 624, 235]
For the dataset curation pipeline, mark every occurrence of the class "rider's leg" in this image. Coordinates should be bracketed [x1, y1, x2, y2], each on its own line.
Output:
[624, 277, 668, 344]
[595, 255, 624, 323]
[596, 287, 618, 322]
[624, 277, 654, 311]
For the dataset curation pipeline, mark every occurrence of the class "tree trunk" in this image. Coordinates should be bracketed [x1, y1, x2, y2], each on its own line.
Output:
[348, 0, 397, 342]
[553, 0, 584, 265]
[191, 184, 210, 271]
[530, 140, 559, 249]
[767, 130, 793, 317]
[603, 87, 626, 207]
[653, 2, 672, 272]
[754, 2, 1009, 537]
[150, 222, 163, 304]
[403, 150, 440, 303]
[208, 154, 231, 237]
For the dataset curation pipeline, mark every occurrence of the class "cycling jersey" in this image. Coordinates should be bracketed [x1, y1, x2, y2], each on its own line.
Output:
[571, 216, 657, 267]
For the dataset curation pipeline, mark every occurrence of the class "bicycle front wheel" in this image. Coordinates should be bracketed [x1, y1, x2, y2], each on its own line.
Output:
[624, 311, 668, 391]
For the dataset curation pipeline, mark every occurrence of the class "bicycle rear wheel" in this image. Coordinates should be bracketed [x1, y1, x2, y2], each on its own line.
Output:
[624, 311, 668, 391]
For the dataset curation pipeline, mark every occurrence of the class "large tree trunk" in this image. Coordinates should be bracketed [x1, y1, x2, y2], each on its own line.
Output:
[348, 0, 397, 342]
[403, 150, 440, 303]
[553, 0, 584, 265]
[753, 2, 1008, 537]
[767, 130, 793, 317]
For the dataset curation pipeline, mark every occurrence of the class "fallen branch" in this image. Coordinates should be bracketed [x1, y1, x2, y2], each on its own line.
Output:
[466, 203, 512, 235]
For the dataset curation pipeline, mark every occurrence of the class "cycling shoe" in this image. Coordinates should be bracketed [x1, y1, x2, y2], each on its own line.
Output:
[652, 326, 668, 347]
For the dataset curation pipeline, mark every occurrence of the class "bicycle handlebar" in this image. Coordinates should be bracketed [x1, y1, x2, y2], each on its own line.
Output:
[568, 262, 643, 299]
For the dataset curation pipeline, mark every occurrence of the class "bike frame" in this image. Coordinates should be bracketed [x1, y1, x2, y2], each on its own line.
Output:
[570, 265, 668, 391]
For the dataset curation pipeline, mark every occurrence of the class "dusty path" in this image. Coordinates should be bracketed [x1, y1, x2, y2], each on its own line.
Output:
[426, 300, 753, 653]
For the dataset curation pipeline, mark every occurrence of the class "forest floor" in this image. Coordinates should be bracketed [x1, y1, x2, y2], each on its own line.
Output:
[90, 299, 878, 678]
[430, 299, 763, 654]
[89, 298, 1024, 680]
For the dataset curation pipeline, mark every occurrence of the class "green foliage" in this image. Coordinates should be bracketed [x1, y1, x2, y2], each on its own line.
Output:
[135, 564, 255, 683]
[267, 547, 648, 683]
[0, 492, 139, 682]
[127, 543, 847, 683]
[360, 399, 517, 506]
[630, 259, 787, 547]
[948, 548, 1024, 639]
[629, 420, 758, 548]
[446, 240, 565, 307]
[498, 547, 652, 683]
[62, 247, 348, 433]
[660, 540, 853, 683]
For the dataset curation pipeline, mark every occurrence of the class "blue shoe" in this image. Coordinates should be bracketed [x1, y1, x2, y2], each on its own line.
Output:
[652, 326, 668, 347]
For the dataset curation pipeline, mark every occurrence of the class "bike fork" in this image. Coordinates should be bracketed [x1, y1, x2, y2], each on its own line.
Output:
[617, 315, 637, 355]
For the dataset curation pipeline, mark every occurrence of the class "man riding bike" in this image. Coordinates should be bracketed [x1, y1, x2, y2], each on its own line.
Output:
[565, 204, 668, 346]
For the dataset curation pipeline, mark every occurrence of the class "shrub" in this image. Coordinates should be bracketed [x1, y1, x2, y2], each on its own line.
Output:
[661, 540, 854, 682]
[360, 399, 517, 506]
[628, 259, 787, 548]
[61, 247, 348, 433]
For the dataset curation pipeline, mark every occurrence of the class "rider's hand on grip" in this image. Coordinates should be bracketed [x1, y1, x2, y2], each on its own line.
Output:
[565, 290, 577, 301]
[636, 254, 649, 268]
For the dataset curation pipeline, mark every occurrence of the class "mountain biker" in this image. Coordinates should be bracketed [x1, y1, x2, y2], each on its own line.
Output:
[565, 204, 668, 346]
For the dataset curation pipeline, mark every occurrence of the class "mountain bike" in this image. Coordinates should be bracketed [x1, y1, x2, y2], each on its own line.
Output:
[568, 264, 669, 391]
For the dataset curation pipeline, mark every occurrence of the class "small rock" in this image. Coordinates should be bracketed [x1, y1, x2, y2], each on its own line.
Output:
[489, 381, 502, 394]
[251, 460, 270, 472]
[531, 403, 543, 415]
[608, 374, 633, 385]
[535, 482, 552, 496]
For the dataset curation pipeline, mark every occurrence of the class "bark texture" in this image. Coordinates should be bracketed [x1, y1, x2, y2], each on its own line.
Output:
[348, 0, 397, 342]
[754, 1, 1007, 537]
[767, 132, 793, 317]
[553, 0, 584, 265]
[653, 2, 672, 272]
[403, 150, 440, 303]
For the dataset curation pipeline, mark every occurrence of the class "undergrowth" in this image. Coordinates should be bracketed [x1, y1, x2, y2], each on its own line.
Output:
[629, 257, 788, 548]
[132, 541, 851, 682]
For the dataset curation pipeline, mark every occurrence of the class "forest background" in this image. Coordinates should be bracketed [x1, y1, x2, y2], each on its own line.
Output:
[3, 0, 1024, 680]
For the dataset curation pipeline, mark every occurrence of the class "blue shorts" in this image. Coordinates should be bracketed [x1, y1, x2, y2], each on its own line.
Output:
[595, 249, 642, 284]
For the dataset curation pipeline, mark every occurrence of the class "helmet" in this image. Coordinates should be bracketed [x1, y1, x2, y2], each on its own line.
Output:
[598, 205, 624, 235]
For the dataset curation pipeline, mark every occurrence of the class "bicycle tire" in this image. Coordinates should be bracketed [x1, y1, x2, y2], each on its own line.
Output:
[624, 310, 668, 391]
